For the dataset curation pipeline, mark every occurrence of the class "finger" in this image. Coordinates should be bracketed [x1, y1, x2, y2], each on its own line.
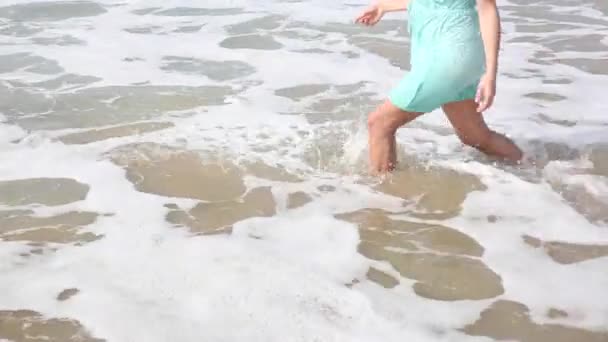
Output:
[360, 9, 373, 18]
[475, 90, 483, 111]
[477, 96, 486, 112]
[355, 11, 371, 22]
[476, 93, 486, 112]
[477, 97, 490, 113]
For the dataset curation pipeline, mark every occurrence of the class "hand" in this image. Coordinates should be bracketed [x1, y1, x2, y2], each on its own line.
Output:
[475, 73, 496, 113]
[355, 4, 384, 26]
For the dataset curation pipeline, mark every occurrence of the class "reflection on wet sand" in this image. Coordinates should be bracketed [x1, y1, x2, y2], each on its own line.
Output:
[0, 178, 100, 246]
[2, 85, 234, 130]
[109, 143, 247, 201]
[375, 166, 487, 218]
[523, 235, 608, 265]
[0, 209, 100, 244]
[287, 191, 313, 209]
[241, 160, 303, 183]
[0, 310, 103, 342]
[337, 209, 503, 300]
[57, 288, 80, 302]
[463, 300, 608, 342]
[0, 178, 89, 206]
[0, 0, 607, 340]
[166, 187, 276, 234]
[59, 122, 174, 145]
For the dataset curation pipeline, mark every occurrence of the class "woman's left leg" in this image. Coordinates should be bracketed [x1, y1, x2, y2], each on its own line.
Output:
[442, 99, 523, 162]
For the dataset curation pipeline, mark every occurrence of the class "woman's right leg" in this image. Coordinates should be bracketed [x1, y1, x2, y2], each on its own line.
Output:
[367, 100, 423, 174]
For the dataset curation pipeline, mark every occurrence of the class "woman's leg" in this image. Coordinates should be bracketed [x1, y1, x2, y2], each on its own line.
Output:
[367, 100, 423, 173]
[442, 99, 523, 162]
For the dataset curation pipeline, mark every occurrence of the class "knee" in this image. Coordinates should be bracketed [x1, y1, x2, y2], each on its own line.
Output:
[367, 109, 382, 131]
[367, 109, 394, 136]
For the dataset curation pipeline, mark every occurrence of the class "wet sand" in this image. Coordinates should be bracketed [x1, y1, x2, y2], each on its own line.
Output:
[1, 0, 608, 341]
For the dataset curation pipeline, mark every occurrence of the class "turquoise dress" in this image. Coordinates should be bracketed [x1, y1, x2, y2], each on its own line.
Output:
[389, 0, 486, 113]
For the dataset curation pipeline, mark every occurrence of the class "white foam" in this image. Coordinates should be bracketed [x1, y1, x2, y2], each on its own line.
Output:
[1, 0, 608, 340]
[444, 160, 608, 329]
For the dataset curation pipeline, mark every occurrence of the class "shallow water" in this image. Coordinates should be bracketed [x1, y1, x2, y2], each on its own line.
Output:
[1, 0, 607, 341]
